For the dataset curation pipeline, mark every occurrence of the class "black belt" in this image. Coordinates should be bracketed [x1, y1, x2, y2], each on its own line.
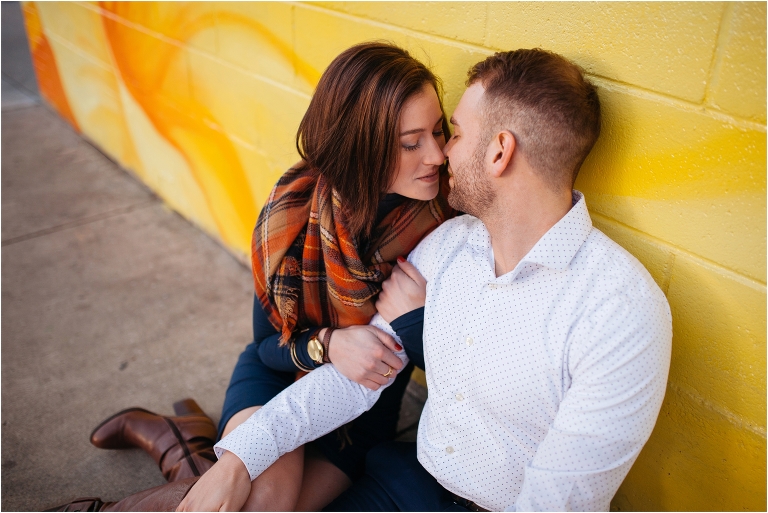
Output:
[448, 492, 490, 512]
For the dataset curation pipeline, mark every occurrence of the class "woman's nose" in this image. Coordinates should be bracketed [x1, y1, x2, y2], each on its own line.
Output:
[424, 138, 445, 166]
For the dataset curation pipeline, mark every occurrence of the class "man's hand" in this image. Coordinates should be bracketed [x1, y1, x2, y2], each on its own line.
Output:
[326, 325, 404, 390]
[177, 451, 251, 511]
[376, 258, 427, 323]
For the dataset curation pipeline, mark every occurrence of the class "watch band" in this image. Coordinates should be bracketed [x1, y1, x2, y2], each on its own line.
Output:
[322, 327, 336, 364]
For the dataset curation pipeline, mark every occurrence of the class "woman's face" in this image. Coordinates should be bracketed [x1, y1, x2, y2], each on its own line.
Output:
[387, 85, 446, 201]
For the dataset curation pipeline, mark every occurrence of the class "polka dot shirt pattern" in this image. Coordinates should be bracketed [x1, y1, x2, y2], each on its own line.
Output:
[215, 191, 672, 512]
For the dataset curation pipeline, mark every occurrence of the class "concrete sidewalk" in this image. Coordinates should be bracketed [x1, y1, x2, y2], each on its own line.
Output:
[1, 3, 423, 510]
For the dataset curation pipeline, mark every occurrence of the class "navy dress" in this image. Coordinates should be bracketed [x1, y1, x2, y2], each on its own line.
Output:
[218, 194, 427, 481]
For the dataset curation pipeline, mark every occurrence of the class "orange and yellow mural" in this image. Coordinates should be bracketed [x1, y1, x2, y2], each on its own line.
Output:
[21, 2, 766, 511]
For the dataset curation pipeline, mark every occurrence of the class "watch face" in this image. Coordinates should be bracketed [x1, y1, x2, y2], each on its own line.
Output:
[308, 337, 323, 364]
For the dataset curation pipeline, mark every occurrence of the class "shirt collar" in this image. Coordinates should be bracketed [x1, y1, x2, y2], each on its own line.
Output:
[520, 190, 593, 271]
[465, 190, 593, 278]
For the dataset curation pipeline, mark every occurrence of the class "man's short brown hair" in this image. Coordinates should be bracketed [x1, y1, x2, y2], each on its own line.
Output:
[468, 49, 601, 191]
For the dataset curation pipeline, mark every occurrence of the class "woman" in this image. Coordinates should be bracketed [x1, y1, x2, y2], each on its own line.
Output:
[87, 41, 453, 511]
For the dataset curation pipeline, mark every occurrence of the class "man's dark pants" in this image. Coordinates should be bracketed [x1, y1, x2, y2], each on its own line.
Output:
[325, 441, 471, 512]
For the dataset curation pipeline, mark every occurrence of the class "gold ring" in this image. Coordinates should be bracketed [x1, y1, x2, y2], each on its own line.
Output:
[383, 366, 393, 378]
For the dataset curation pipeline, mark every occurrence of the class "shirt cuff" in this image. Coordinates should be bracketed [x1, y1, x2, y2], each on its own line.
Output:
[390, 307, 424, 331]
[214, 424, 279, 481]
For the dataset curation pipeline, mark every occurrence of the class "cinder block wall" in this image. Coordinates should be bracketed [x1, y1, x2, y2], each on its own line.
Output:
[22, 2, 766, 510]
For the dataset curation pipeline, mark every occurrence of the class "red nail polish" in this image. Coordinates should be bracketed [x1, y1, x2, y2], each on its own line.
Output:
[395, 343, 403, 351]
[397, 256, 406, 263]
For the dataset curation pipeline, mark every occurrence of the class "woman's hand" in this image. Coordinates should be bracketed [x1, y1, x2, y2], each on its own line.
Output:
[177, 451, 251, 512]
[326, 325, 404, 390]
[376, 258, 427, 323]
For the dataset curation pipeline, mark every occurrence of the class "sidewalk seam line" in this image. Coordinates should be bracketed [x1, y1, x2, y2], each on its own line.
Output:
[1, 103, 39, 113]
[1, 71, 40, 99]
[1, 200, 157, 247]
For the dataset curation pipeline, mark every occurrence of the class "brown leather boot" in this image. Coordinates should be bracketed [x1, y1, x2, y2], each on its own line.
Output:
[47, 477, 199, 512]
[90, 399, 217, 482]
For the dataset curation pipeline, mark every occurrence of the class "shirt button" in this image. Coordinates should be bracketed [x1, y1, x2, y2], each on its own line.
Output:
[446, 446, 454, 454]
[455, 393, 464, 401]
[489, 283, 498, 289]
[465, 336, 474, 346]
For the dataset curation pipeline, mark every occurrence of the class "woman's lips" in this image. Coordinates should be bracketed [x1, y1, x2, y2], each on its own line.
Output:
[417, 170, 439, 183]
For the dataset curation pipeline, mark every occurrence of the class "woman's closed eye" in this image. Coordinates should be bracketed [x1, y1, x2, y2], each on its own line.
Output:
[403, 130, 445, 151]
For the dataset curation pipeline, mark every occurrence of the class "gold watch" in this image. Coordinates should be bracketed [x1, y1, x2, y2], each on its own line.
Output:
[307, 332, 324, 365]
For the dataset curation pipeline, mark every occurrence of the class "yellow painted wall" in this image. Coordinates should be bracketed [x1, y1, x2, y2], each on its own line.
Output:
[22, 2, 765, 510]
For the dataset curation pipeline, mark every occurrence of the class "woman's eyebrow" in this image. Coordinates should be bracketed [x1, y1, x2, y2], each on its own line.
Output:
[399, 115, 445, 136]
[449, 116, 459, 127]
[399, 128, 425, 136]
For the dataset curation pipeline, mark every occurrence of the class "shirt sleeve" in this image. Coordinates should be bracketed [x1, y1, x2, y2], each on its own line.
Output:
[512, 293, 672, 512]
[391, 307, 425, 370]
[251, 296, 318, 371]
[214, 313, 410, 480]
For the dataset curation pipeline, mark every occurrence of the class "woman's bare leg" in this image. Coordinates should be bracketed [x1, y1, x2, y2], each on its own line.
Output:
[294, 445, 352, 511]
[223, 406, 305, 512]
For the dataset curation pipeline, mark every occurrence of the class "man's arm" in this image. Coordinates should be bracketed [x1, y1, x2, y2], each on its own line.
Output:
[179, 322, 408, 511]
[512, 293, 672, 511]
[217, 321, 408, 479]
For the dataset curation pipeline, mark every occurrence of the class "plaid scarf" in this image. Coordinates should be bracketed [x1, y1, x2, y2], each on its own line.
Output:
[253, 165, 454, 344]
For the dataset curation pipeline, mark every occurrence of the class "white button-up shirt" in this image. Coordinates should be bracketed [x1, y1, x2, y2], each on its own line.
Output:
[216, 191, 672, 511]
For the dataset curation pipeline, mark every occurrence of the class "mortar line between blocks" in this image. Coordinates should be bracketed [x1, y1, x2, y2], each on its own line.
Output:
[669, 382, 767, 439]
[591, 212, 767, 291]
[295, 2, 764, 132]
[703, 2, 734, 106]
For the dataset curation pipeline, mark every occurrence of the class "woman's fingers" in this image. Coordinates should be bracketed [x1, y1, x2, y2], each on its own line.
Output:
[395, 259, 427, 287]
[366, 326, 400, 353]
[367, 327, 404, 369]
[330, 326, 404, 388]
[375, 261, 427, 323]
[361, 379, 382, 391]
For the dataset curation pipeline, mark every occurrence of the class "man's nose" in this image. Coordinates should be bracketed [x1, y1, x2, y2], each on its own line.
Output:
[442, 137, 453, 158]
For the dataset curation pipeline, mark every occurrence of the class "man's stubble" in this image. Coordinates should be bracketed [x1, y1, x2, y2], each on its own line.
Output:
[447, 139, 496, 219]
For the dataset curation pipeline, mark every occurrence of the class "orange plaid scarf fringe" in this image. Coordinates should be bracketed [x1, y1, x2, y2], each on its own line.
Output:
[252, 165, 453, 344]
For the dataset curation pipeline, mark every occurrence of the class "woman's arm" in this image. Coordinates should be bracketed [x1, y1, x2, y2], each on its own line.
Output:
[252, 296, 317, 372]
[390, 307, 425, 370]
[376, 258, 427, 370]
[254, 296, 404, 388]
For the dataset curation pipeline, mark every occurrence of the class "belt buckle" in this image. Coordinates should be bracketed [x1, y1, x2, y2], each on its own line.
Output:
[450, 492, 487, 512]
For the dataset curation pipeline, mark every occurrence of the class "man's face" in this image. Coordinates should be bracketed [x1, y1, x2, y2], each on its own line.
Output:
[443, 83, 496, 218]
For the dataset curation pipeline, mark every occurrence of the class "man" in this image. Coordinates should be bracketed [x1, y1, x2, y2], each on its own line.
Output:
[178, 48, 672, 512]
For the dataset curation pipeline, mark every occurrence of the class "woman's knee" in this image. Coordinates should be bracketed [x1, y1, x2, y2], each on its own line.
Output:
[241, 446, 305, 512]
[222, 405, 262, 439]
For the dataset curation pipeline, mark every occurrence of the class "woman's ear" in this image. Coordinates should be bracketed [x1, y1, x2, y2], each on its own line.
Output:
[488, 130, 516, 178]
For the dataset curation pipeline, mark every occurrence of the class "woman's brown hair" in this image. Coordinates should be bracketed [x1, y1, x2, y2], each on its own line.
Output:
[296, 42, 449, 237]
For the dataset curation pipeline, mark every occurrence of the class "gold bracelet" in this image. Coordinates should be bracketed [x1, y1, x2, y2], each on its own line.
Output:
[290, 339, 314, 372]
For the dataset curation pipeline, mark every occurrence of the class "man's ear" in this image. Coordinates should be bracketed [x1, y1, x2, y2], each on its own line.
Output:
[487, 130, 516, 178]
